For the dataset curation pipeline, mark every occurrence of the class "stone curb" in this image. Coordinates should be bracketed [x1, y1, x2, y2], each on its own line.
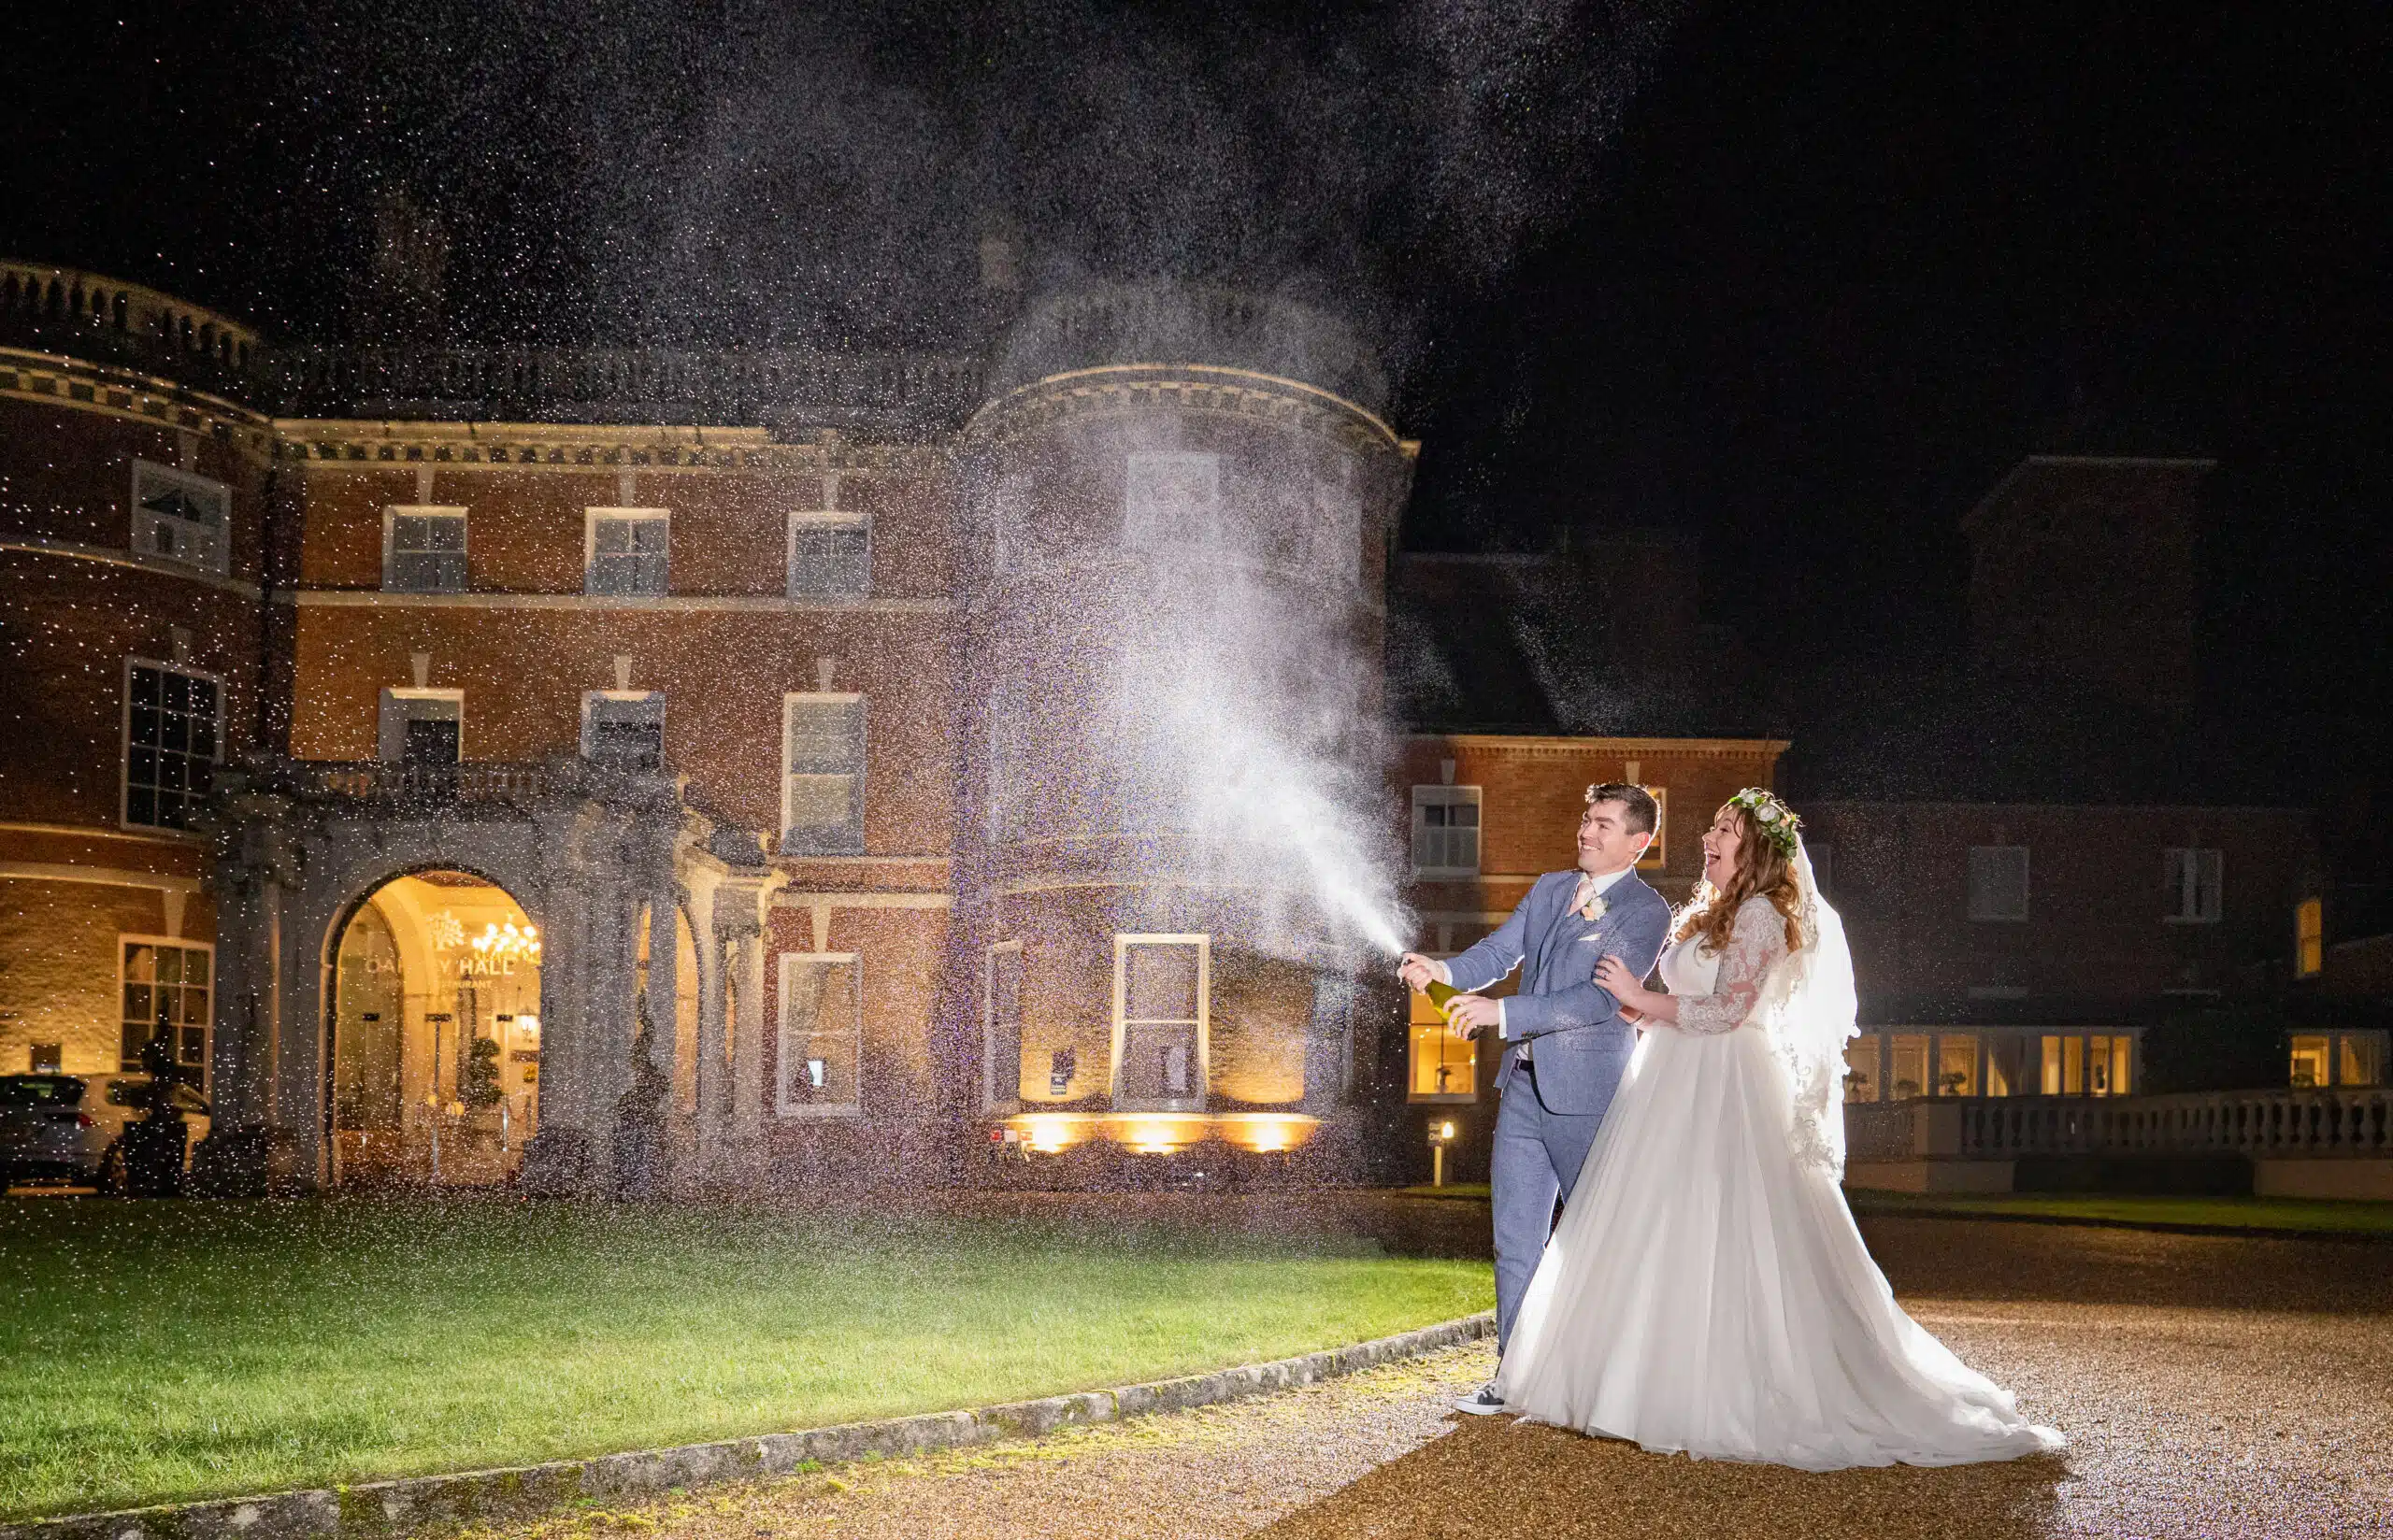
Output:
[4, 1312, 1496, 1540]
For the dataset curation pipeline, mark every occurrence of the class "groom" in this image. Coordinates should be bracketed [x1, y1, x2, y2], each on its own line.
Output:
[1399, 782, 1671, 1415]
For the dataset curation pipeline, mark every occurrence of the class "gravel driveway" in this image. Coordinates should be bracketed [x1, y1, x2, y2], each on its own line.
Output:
[453, 1217, 2393, 1540]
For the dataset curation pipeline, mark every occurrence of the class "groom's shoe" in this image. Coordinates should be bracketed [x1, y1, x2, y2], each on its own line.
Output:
[1454, 1381, 1506, 1416]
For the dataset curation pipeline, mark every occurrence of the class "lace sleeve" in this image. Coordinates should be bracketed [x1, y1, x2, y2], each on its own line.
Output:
[1674, 895, 1790, 1035]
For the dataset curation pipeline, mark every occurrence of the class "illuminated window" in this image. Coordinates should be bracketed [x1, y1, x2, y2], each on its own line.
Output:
[382, 506, 468, 592]
[788, 510, 871, 597]
[781, 693, 865, 854]
[1935, 1035, 1978, 1096]
[585, 507, 669, 595]
[1408, 966, 1477, 1103]
[120, 936, 212, 1085]
[1890, 1034, 1929, 1100]
[2289, 1034, 2330, 1090]
[378, 688, 463, 763]
[982, 942, 1023, 1113]
[1411, 786, 1482, 875]
[1111, 934, 1208, 1112]
[2297, 899, 2324, 977]
[1968, 846, 2029, 921]
[130, 461, 228, 574]
[122, 660, 222, 832]
[2163, 848, 2223, 923]
[1843, 1033, 1880, 1102]
[581, 692, 664, 769]
[1637, 786, 1669, 869]
[1124, 451, 1222, 548]
[776, 952, 861, 1117]
[2040, 1032, 2134, 1095]
[2340, 1034, 2386, 1088]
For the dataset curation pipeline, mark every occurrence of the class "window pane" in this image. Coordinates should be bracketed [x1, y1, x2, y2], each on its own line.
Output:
[1843, 1034, 1879, 1102]
[1890, 1034, 1928, 1099]
[2290, 1035, 2330, 1088]
[1936, 1035, 1976, 1096]
[1125, 943, 1199, 1021]
[783, 774, 855, 830]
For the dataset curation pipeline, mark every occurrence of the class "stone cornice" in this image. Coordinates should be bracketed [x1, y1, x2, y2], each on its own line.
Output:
[289, 589, 953, 616]
[0, 347, 277, 463]
[271, 419, 949, 474]
[965, 364, 1408, 457]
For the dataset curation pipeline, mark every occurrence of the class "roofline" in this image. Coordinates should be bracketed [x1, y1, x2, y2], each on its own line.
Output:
[1405, 734, 1792, 756]
[1798, 798, 2311, 817]
[1959, 453, 2219, 535]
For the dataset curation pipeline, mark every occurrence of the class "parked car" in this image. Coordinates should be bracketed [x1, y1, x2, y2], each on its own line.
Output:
[0, 1074, 106, 1185]
[0, 1072, 211, 1191]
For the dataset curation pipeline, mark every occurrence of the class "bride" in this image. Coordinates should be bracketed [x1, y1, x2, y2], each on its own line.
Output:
[1491, 789, 2064, 1470]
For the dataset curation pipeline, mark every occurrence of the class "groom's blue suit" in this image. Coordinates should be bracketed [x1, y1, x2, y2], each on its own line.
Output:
[1443, 867, 1672, 1353]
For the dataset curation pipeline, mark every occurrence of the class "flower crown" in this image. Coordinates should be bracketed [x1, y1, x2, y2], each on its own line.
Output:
[1727, 787, 1802, 859]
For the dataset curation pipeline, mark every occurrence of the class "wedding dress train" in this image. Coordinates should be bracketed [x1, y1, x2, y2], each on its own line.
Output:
[1492, 890, 2064, 1471]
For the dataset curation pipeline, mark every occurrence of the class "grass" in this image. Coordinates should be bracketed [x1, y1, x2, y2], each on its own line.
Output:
[1841, 1189, 2393, 1235]
[0, 1197, 1490, 1521]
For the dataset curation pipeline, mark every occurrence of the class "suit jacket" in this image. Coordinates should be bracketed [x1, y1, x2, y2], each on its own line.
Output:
[1444, 868, 1673, 1115]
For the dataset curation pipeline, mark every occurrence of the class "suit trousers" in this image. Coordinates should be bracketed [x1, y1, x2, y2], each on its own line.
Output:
[1490, 1056, 1606, 1355]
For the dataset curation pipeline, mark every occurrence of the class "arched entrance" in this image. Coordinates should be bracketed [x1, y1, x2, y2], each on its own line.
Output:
[329, 869, 543, 1186]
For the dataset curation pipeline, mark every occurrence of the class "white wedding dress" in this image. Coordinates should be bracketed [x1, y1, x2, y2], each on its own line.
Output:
[1492, 884, 2065, 1470]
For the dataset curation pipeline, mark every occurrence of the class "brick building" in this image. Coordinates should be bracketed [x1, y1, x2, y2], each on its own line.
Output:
[4, 264, 1427, 1194]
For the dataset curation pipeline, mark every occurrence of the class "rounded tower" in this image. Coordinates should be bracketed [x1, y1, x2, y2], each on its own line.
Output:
[957, 285, 1416, 1177]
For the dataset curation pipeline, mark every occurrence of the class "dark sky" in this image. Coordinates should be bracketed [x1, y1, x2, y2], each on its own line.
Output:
[5, 2, 2386, 756]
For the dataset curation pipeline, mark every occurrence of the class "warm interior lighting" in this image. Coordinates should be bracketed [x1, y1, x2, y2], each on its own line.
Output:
[998, 1111, 1320, 1156]
[470, 920, 541, 962]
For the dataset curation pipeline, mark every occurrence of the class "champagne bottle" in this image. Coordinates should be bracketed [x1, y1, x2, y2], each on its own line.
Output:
[1423, 976, 1464, 1025]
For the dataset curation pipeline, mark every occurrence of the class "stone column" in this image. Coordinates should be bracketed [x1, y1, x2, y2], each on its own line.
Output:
[520, 804, 597, 1194]
[731, 927, 767, 1139]
[694, 927, 731, 1164]
[192, 797, 302, 1196]
[708, 864, 781, 1185]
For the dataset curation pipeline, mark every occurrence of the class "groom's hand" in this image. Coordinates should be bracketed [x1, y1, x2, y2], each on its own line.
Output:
[1397, 953, 1446, 992]
[1443, 993, 1502, 1036]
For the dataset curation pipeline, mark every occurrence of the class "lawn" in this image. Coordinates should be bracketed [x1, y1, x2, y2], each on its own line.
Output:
[0, 1197, 1490, 1520]
[1842, 1190, 2393, 1236]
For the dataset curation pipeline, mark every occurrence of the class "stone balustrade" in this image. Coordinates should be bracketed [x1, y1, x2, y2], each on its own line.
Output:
[1850, 1089, 2393, 1162]
[266, 344, 982, 430]
[246, 760, 550, 806]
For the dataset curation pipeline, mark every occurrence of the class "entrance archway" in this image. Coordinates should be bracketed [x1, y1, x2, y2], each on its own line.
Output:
[329, 870, 543, 1186]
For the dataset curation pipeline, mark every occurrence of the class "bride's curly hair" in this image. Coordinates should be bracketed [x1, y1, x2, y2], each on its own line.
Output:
[1673, 800, 1809, 955]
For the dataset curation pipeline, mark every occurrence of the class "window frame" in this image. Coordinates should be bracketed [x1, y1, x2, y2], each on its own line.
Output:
[1967, 845, 2030, 922]
[582, 506, 671, 597]
[2296, 897, 2325, 977]
[117, 933, 215, 1088]
[580, 690, 666, 768]
[2162, 847, 2224, 924]
[982, 940, 1024, 1115]
[779, 692, 867, 855]
[786, 509, 873, 598]
[1635, 785, 1669, 870]
[1110, 933, 1210, 1113]
[774, 950, 864, 1119]
[1405, 950, 1478, 1104]
[1410, 785, 1483, 877]
[120, 656, 225, 835]
[128, 460, 230, 575]
[377, 687, 466, 763]
[380, 505, 470, 593]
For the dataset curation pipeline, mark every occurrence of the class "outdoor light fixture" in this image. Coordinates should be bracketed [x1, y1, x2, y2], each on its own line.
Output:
[1427, 1118, 1460, 1188]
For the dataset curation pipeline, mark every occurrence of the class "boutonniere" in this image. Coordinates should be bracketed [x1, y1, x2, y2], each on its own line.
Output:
[1575, 893, 1609, 922]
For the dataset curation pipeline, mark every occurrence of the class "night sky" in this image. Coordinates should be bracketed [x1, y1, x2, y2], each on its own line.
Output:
[5, 2, 2386, 882]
